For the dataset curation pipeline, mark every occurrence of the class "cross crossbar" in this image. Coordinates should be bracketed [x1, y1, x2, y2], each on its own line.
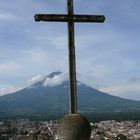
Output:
[35, 0, 105, 115]
[35, 14, 105, 23]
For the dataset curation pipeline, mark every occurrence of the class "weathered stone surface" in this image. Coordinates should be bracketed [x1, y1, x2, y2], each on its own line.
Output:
[57, 114, 91, 140]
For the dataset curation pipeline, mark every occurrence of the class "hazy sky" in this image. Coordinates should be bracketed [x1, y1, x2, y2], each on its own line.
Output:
[0, 0, 140, 100]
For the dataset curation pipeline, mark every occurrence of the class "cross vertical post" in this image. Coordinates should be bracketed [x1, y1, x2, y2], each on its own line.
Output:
[67, 0, 77, 114]
[34, 0, 105, 115]
[35, 1, 105, 139]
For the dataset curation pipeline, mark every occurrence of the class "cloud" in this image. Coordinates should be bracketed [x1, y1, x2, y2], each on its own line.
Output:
[26, 75, 44, 86]
[0, 60, 20, 74]
[99, 78, 140, 100]
[43, 73, 68, 87]
[0, 0, 140, 101]
[0, 86, 22, 96]
[0, 74, 45, 96]
[0, 13, 17, 21]
[0, 45, 67, 86]
[0, 72, 68, 96]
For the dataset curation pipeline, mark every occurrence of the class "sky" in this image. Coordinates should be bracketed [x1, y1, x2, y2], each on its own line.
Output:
[0, 0, 140, 100]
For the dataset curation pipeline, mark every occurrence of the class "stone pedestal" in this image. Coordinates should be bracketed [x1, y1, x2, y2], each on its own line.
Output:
[57, 114, 91, 140]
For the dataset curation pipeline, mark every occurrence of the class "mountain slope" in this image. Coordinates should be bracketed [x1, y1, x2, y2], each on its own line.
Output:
[0, 72, 140, 116]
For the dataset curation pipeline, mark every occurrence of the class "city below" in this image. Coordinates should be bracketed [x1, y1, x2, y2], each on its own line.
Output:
[1, 119, 140, 140]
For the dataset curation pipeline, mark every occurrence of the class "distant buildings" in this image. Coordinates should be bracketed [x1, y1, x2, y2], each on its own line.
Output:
[1, 119, 140, 140]
[91, 120, 140, 140]
[16, 135, 32, 140]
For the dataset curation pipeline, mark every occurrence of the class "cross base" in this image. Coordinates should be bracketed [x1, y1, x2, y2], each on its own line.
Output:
[57, 114, 91, 140]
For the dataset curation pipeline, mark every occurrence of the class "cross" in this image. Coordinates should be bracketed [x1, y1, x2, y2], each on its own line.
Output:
[34, 0, 105, 114]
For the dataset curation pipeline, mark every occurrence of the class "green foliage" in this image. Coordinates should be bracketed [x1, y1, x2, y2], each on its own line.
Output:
[115, 134, 128, 140]
[0, 136, 8, 140]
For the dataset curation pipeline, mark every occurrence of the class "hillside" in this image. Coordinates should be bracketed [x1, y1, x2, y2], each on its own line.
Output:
[0, 72, 140, 118]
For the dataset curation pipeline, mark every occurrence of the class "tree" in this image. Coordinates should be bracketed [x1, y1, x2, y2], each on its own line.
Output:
[115, 134, 128, 140]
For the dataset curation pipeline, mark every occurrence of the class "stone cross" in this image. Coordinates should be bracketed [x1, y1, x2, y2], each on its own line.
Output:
[34, 0, 105, 114]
